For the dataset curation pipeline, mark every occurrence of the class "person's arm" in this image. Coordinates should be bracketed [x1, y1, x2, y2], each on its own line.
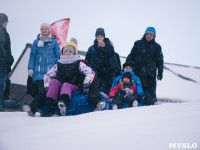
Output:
[28, 40, 37, 70]
[53, 39, 61, 62]
[125, 41, 137, 67]
[109, 84, 121, 97]
[79, 61, 96, 85]
[132, 75, 144, 95]
[44, 64, 58, 88]
[155, 44, 164, 79]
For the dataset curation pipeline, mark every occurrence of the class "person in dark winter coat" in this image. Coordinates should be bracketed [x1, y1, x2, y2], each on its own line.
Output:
[126, 27, 164, 105]
[35, 38, 106, 117]
[28, 22, 61, 93]
[109, 71, 139, 109]
[85, 28, 120, 95]
[0, 13, 14, 111]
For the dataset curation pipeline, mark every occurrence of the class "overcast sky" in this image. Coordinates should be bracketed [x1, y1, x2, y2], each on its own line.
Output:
[1, 0, 200, 67]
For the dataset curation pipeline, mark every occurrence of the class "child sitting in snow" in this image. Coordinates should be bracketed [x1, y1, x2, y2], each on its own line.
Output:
[41, 38, 106, 117]
[111, 62, 144, 103]
[109, 70, 140, 109]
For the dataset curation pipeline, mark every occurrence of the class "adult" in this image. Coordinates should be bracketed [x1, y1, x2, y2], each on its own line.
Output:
[0, 13, 14, 111]
[85, 28, 119, 95]
[28, 22, 61, 93]
[126, 27, 163, 105]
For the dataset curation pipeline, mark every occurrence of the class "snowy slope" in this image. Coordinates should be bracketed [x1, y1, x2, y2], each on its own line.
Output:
[0, 64, 200, 150]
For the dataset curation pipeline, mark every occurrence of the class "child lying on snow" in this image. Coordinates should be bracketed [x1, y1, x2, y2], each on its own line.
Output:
[109, 70, 144, 109]
[28, 38, 106, 117]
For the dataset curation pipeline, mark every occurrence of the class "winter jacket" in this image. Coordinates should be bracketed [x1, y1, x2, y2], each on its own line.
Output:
[109, 82, 138, 99]
[85, 38, 118, 79]
[44, 56, 95, 89]
[28, 34, 61, 83]
[111, 70, 144, 95]
[0, 25, 14, 73]
[126, 36, 163, 77]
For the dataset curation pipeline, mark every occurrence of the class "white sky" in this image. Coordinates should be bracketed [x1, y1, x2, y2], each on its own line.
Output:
[1, 0, 200, 67]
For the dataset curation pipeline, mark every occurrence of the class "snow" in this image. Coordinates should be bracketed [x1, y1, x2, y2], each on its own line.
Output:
[0, 64, 200, 150]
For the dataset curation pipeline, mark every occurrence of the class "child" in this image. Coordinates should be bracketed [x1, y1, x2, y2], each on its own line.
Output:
[41, 38, 105, 117]
[109, 70, 139, 109]
[111, 62, 144, 103]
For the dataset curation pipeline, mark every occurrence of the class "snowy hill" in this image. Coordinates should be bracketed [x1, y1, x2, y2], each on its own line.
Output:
[0, 62, 200, 150]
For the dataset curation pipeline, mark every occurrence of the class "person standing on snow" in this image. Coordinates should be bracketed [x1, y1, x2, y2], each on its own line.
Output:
[125, 27, 163, 105]
[27, 22, 61, 94]
[0, 13, 14, 111]
[85, 28, 119, 95]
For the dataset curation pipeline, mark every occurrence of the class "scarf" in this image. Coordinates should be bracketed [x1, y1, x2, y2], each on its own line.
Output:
[38, 34, 52, 47]
[58, 55, 82, 64]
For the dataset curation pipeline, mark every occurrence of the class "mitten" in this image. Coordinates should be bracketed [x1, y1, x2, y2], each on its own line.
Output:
[157, 73, 163, 80]
[119, 89, 126, 95]
[28, 69, 34, 77]
[83, 84, 90, 95]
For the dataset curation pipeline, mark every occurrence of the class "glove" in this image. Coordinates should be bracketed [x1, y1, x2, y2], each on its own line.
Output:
[119, 89, 126, 96]
[157, 73, 163, 80]
[138, 95, 145, 104]
[28, 69, 34, 77]
[83, 84, 90, 95]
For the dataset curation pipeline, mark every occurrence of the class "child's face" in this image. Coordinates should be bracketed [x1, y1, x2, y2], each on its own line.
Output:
[124, 66, 132, 71]
[123, 77, 130, 83]
[64, 51, 73, 55]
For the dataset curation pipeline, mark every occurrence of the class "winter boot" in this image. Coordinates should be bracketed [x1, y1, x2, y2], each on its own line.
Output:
[94, 100, 106, 111]
[57, 94, 70, 116]
[27, 105, 37, 117]
[112, 104, 118, 110]
[132, 100, 138, 107]
[41, 98, 56, 117]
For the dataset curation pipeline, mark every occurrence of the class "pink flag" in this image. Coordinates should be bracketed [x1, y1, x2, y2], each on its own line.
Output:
[51, 18, 70, 48]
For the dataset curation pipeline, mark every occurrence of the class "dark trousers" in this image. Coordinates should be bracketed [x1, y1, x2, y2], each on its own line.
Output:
[112, 94, 136, 109]
[88, 78, 103, 108]
[138, 75, 157, 105]
[98, 76, 114, 95]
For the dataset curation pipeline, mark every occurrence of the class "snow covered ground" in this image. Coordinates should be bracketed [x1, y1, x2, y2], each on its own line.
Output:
[0, 63, 200, 150]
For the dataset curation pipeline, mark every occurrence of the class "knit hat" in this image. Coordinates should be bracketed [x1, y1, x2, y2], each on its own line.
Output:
[95, 28, 105, 37]
[122, 70, 133, 80]
[40, 22, 51, 32]
[0, 13, 8, 25]
[62, 38, 78, 55]
[123, 62, 133, 71]
[145, 27, 156, 37]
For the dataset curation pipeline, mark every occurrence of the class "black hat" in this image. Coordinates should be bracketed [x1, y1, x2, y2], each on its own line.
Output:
[0, 13, 8, 25]
[95, 28, 105, 37]
[123, 62, 133, 71]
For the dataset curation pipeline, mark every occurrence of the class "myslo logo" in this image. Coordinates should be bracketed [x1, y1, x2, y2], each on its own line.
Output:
[169, 143, 198, 149]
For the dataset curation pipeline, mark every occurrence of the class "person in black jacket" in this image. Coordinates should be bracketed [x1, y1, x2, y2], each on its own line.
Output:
[126, 27, 163, 105]
[0, 13, 14, 111]
[85, 28, 120, 95]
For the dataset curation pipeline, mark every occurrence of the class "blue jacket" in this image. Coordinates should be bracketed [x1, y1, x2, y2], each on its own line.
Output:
[111, 70, 144, 95]
[28, 34, 61, 83]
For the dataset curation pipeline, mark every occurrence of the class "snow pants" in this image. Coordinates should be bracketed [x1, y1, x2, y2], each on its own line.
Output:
[112, 94, 137, 109]
[46, 79, 79, 101]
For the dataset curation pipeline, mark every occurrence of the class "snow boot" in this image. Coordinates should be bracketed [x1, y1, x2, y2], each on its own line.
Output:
[41, 98, 56, 117]
[57, 94, 70, 116]
[94, 100, 106, 111]
[132, 100, 138, 107]
[112, 104, 118, 110]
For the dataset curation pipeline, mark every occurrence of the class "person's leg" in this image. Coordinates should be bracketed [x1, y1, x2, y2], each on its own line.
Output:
[58, 83, 79, 116]
[125, 94, 138, 107]
[46, 79, 62, 101]
[0, 68, 7, 111]
[112, 95, 124, 109]
[88, 78, 105, 110]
